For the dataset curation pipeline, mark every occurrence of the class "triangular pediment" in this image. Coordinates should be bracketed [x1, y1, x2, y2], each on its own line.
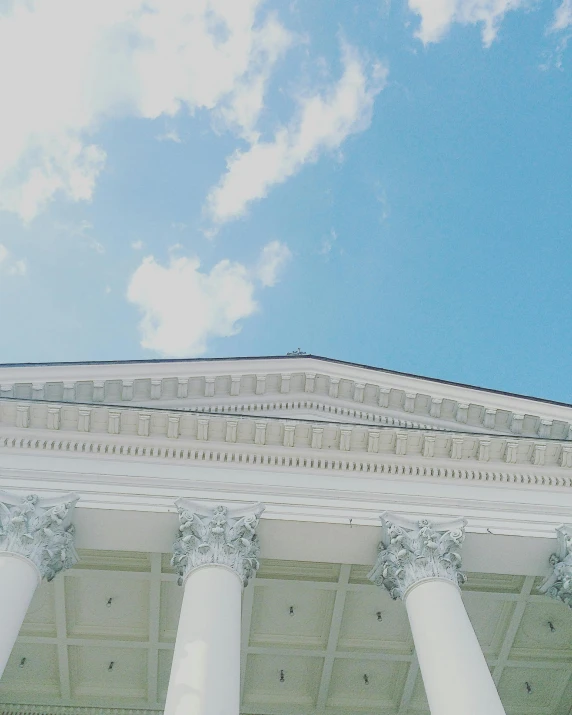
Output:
[0, 355, 570, 440]
[1, 355, 572, 479]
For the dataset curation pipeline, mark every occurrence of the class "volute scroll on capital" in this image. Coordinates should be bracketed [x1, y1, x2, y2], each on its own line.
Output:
[0, 490, 79, 581]
[539, 525, 572, 607]
[171, 500, 265, 587]
[368, 512, 467, 600]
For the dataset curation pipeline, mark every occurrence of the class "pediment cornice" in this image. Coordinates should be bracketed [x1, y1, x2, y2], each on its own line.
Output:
[0, 356, 571, 441]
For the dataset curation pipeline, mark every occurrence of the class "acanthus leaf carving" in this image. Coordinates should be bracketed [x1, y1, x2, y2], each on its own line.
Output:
[539, 525, 572, 607]
[0, 490, 79, 581]
[368, 512, 466, 600]
[171, 501, 264, 587]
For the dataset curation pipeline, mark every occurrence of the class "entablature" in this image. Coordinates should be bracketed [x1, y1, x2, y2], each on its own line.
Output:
[1, 397, 572, 476]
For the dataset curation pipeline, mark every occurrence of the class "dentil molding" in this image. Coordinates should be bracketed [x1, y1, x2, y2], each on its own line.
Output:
[2, 395, 572, 472]
[2, 431, 572, 495]
[1, 354, 572, 441]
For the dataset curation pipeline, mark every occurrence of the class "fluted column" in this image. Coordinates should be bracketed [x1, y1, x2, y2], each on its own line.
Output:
[0, 491, 79, 677]
[539, 524, 572, 605]
[164, 501, 264, 715]
[368, 513, 506, 715]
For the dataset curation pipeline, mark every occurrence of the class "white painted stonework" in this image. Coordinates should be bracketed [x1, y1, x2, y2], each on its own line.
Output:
[165, 503, 262, 715]
[0, 355, 571, 714]
[369, 514, 506, 714]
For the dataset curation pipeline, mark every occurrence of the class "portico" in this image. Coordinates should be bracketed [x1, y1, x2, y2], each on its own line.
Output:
[0, 355, 571, 714]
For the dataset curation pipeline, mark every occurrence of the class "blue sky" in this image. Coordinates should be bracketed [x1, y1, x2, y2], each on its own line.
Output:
[0, 0, 571, 401]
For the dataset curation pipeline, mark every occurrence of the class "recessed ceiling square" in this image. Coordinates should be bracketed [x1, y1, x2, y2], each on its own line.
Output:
[66, 572, 150, 640]
[250, 582, 335, 649]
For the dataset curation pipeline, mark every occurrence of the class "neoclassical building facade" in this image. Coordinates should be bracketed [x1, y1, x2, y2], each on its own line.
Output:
[0, 354, 571, 715]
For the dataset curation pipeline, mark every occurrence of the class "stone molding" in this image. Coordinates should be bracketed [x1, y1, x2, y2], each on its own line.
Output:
[368, 512, 467, 600]
[1, 432, 572, 493]
[1, 356, 571, 440]
[0, 490, 79, 581]
[172, 500, 264, 587]
[539, 524, 572, 606]
[2, 398, 572, 471]
[169, 398, 440, 430]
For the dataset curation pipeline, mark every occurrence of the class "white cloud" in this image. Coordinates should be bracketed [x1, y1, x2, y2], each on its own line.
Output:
[127, 240, 290, 356]
[0, 244, 27, 276]
[156, 130, 182, 144]
[55, 220, 104, 253]
[375, 184, 390, 221]
[215, 13, 292, 141]
[206, 44, 387, 224]
[9, 260, 27, 276]
[128, 255, 257, 357]
[318, 229, 337, 257]
[408, 0, 528, 46]
[0, 0, 292, 222]
[256, 240, 291, 286]
[551, 0, 572, 31]
[131, 240, 144, 250]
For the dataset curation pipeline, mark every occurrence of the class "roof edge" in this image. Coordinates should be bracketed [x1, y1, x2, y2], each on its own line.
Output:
[0, 353, 569, 410]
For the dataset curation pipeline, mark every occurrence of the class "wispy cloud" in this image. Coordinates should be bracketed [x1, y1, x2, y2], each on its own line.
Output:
[127, 240, 291, 356]
[318, 229, 337, 258]
[551, 0, 572, 31]
[407, 0, 528, 46]
[0, 0, 292, 222]
[156, 130, 182, 144]
[375, 184, 390, 222]
[0, 244, 27, 276]
[55, 220, 104, 253]
[256, 240, 291, 286]
[206, 43, 387, 226]
[131, 240, 144, 250]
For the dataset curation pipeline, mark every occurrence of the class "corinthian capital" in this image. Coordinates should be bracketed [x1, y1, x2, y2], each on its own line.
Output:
[368, 512, 467, 600]
[0, 491, 79, 581]
[172, 501, 265, 587]
[539, 525, 572, 606]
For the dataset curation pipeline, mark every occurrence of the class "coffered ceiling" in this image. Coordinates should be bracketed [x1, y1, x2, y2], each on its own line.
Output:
[0, 550, 571, 715]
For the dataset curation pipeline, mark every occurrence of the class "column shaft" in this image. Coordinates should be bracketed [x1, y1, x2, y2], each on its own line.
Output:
[165, 501, 263, 715]
[368, 513, 506, 715]
[0, 490, 79, 679]
[0, 554, 40, 677]
[406, 578, 505, 715]
[165, 566, 242, 715]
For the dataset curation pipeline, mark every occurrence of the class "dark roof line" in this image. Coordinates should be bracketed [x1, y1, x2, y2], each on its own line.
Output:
[0, 353, 570, 409]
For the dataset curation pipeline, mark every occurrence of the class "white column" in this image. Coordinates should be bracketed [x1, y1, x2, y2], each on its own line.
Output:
[0, 491, 79, 677]
[369, 513, 506, 715]
[165, 501, 264, 715]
